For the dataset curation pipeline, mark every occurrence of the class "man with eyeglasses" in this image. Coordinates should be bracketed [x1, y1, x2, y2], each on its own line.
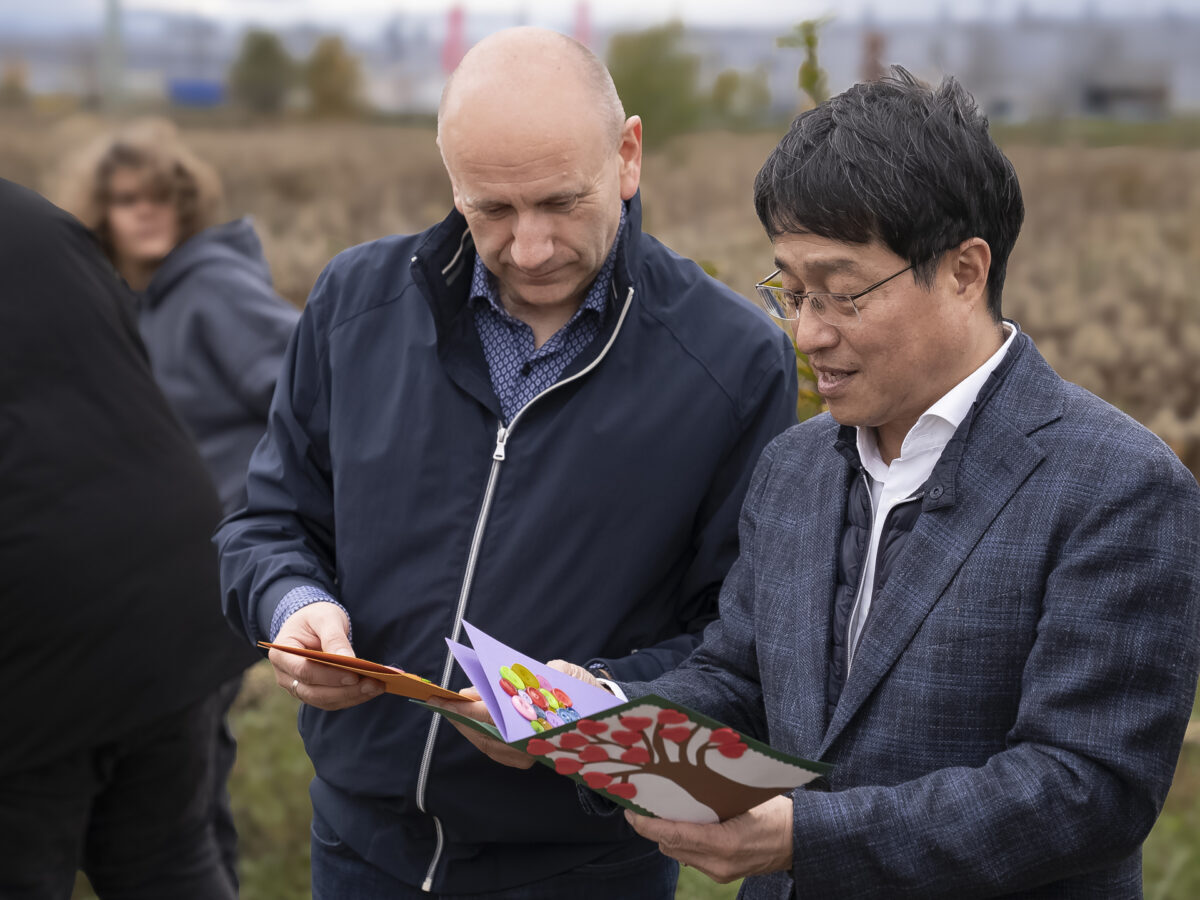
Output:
[467, 67, 1200, 897]
[216, 27, 797, 899]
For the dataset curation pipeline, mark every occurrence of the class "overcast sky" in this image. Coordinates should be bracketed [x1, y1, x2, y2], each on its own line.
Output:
[128, 0, 1200, 28]
[4, 0, 1197, 36]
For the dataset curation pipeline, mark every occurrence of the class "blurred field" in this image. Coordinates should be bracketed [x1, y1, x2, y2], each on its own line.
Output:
[5, 113, 1193, 898]
[4, 113, 1196, 474]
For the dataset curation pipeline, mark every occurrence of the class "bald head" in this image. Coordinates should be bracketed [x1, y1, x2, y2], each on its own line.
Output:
[438, 27, 625, 150]
[435, 27, 643, 328]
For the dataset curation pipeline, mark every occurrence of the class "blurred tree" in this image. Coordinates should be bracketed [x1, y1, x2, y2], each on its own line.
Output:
[229, 30, 295, 115]
[0, 61, 30, 109]
[711, 69, 741, 120]
[607, 22, 703, 148]
[741, 68, 772, 122]
[778, 18, 831, 108]
[305, 36, 363, 118]
[709, 67, 772, 129]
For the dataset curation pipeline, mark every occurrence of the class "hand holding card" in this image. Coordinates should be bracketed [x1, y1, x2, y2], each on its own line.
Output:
[417, 622, 831, 824]
[258, 641, 468, 703]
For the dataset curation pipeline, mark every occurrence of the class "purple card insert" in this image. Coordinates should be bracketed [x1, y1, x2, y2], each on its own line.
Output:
[457, 621, 621, 742]
[443, 639, 508, 734]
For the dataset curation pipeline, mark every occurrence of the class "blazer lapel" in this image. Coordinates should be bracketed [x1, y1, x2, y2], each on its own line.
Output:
[783, 438, 850, 754]
[818, 334, 1063, 756]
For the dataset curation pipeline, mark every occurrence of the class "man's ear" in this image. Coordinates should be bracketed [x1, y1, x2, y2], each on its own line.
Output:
[440, 145, 466, 215]
[617, 116, 643, 201]
[949, 237, 991, 310]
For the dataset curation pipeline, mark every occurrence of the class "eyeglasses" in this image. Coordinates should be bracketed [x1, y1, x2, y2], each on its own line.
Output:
[755, 264, 914, 326]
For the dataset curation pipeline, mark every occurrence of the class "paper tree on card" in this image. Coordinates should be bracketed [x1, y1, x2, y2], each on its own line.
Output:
[419, 621, 831, 824]
[522, 700, 824, 823]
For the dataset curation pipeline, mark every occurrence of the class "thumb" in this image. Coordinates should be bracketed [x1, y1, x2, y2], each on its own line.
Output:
[547, 659, 600, 687]
[312, 611, 354, 656]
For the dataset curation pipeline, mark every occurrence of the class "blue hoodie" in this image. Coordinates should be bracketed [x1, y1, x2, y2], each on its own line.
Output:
[139, 217, 299, 513]
[216, 195, 798, 892]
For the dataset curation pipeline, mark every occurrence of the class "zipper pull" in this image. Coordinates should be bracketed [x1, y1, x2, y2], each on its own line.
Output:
[493, 425, 508, 461]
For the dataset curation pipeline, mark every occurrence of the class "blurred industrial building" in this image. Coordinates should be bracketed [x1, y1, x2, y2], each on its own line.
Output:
[1, 1, 1197, 120]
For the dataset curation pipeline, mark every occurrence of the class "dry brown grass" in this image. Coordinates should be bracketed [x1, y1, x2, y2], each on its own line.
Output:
[2, 114, 1196, 473]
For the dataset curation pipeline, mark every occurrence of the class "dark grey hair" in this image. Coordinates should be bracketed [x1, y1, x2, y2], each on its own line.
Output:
[754, 66, 1024, 320]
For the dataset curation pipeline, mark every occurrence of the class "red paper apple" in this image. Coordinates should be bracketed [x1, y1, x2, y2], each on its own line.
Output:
[659, 726, 692, 743]
[582, 771, 613, 789]
[709, 727, 739, 744]
[606, 782, 638, 800]
[619, 715, 653, 731]
[577, 719, 609, 736]
[619, 747, 651, 764]
[558, 732, 589, 750]
[716, 741, 748, 759]
[554, 757, 584, 775]
[579, 745, 609, 763]
[657, 709, 689, 725]
[525, 739, 556, 756]
[611, 730, 643, 747]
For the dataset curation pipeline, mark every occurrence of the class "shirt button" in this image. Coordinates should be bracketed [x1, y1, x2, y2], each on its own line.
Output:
[520, 364, 532, 376]
[929, 485, 944, 499]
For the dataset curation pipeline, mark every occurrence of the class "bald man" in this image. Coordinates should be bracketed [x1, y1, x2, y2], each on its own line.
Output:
[217, 28, 797, 898]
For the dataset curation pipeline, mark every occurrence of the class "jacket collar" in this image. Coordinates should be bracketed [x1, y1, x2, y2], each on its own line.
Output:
[829, 323, 1059, 509]
[819, 326, 1065, 755]
[407, 193, 645, 416]
[141, 217, 270, 309]
[409, 191, 646, 338]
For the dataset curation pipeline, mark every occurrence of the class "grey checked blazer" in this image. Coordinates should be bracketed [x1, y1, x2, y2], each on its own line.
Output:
[637, 330, 1200, 898]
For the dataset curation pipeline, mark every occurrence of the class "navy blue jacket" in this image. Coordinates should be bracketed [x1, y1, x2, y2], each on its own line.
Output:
[216, 195, 798, 892]
[138, 218, 300, 514]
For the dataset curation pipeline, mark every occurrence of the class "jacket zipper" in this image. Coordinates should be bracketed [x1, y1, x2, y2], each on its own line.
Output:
[844, 467, 923, 675]
[415, 285, 635, 892]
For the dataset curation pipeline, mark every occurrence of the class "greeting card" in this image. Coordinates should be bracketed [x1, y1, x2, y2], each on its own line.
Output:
[421, 622, 830, 824]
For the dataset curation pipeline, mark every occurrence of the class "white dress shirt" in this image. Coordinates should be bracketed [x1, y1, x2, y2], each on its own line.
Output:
[846, 324, 1016, 671]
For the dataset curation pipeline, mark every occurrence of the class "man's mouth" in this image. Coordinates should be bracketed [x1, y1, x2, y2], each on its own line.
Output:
[515, 265, 565, 282]
[812, 365, 856, 396]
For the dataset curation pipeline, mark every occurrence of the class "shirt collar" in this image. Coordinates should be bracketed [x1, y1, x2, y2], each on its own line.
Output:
[469, 203, 627, 321]
[856, 322, 1017, 477]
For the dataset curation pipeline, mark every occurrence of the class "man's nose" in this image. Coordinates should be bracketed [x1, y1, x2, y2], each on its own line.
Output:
[509, 214, 555, 271]
[792, 304, 839, 356]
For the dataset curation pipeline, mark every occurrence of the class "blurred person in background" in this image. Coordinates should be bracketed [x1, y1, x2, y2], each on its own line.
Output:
[217, 26, 798, 900]
[60, 118, 301, 516]
[59, 118, 299, 890]
[0, 177, 249, 898]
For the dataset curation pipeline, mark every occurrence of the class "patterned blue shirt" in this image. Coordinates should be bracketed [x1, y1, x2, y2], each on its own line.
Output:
[471, 204, 626, 423]
[268, 205, 627, 640]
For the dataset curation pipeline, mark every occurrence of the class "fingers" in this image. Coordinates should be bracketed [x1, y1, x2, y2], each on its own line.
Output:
[547, 658, 602, 688]
[269, 603, 382, 710]
[434, 695, 491, 722]
[269, 655, 384, 710]
[310, 609, 355, 657]
[625, 796, 795, 883]
[444, 716, 537, 770]
[624, 812, 736, 882]
[428, 696, 536, 770]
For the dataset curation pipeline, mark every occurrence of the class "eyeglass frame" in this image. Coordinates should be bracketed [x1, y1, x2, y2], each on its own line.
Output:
[755, 263, 915, 325]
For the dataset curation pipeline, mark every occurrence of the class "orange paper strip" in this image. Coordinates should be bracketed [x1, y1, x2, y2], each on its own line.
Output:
[258, 641, 469, 703]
